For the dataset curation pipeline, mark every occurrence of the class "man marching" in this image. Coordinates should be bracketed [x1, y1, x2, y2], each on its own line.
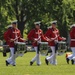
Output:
[27, 21, 49, 66]
[4, 21, 25, 66]
[45, 21, 66, 65]
[66, 24, 75, 64]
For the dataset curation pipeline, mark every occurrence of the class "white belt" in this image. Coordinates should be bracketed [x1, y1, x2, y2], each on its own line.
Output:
[71, 39, 75, 41]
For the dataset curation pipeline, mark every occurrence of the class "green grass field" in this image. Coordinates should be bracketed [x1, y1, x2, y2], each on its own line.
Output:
[0, 52, 75, 75]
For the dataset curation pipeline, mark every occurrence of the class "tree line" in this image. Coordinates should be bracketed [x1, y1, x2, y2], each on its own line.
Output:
[0, 0, 75, 40]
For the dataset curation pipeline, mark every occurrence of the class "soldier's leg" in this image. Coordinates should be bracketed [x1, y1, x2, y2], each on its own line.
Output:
[6, 47, 15, 65]
[47, 46, 55, 61]
[71, 47, 75, 64]
[31, 47, 41, 65]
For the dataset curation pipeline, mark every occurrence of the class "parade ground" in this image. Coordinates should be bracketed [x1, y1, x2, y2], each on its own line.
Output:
[0, 52, 75, 75]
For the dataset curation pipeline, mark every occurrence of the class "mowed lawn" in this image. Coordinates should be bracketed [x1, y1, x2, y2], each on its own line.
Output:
[0, 52, 75, 75]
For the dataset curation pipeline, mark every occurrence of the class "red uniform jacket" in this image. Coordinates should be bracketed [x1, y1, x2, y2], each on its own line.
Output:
[4, 28, 25, 47]
[27, 28, 48, 47]
[45, 27, 64, 46]
[70, 27, 75, 47]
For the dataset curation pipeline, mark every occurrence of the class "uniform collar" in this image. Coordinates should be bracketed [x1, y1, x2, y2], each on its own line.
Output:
[12, 27, 18, 30]
[35, 28, 40, 31]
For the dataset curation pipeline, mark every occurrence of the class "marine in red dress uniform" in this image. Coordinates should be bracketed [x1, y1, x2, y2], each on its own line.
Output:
[4, 27, 24, 47]
[28, 21, 48, 66]
[4, 21, 25, 66]
[66, 24, 75, 64]
[44, 21, 66, 65]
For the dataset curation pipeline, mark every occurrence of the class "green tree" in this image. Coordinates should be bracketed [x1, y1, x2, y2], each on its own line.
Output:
[0, 0, 9, 39]
[4, 0, 47, 36]
[1, 0, 75, 39]
[42, 0, 75, 38]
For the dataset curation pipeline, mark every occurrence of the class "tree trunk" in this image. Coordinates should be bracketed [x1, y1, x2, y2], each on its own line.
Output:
[58, 21, 68, 38]
[18, 22, 25, 37]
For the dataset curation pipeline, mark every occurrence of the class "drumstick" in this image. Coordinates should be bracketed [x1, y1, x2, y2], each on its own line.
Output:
[14, 36, 20, 41]
[51, 35, 59, 41]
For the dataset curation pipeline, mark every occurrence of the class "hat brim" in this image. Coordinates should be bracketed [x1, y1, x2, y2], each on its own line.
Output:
[70, 24, 75, 28]
[35, 24, 40, 26]
[52, 23, 57, 25]
[12, 23, 17, 25]
[50, 20, 57, 25]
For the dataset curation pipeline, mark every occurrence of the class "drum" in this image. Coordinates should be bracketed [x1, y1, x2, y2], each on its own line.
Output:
[57, 41, 67, 55]
[15, 42, 27, 56]
[39, 42, 48, 56]
[3, 45, 10, 57]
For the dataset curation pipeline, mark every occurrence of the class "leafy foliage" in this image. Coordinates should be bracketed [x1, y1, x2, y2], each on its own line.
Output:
[0, 0, 75, 39]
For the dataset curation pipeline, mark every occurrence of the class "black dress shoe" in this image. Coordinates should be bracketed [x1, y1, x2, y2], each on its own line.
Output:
[30, 61, 33, 66]
[37, 64, 40, 66]
[12, 65, 16, 66]
[71, 59, 74, 65]
[45, 58, 48, 65]
[5, 60, 9, 66]
[66, 58, 69, 64]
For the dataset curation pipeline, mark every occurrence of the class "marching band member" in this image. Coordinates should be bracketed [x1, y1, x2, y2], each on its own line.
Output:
[4, 21, 25, 66]
[45, 21, 66, 65]
[66, 24, 75, 64]
[27, 21, 49, 66]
